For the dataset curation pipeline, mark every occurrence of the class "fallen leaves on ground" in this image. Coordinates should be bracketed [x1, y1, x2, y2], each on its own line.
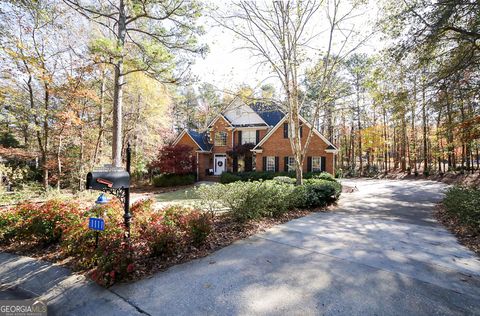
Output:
[434, 204, 480, 256]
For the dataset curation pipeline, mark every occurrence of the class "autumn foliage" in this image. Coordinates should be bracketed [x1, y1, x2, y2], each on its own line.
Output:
[150, 144, 196, 175]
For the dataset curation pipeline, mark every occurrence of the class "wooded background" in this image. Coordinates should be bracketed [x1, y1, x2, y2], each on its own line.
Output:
[0, 0, 479, 191]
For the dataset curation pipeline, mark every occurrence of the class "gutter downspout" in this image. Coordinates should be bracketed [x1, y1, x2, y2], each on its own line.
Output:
[196, 152, 199, 181]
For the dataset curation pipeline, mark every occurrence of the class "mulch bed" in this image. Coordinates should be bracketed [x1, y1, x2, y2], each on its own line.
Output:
[129, 207, 330, 282]
[434, 204, 480, 256]
[0, 205, 334, 285]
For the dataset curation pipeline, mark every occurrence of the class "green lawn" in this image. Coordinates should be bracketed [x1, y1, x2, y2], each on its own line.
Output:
[155, 187, 199, 203]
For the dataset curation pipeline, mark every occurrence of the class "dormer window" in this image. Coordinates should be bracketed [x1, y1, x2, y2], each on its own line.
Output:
[214, 131, 227, 146]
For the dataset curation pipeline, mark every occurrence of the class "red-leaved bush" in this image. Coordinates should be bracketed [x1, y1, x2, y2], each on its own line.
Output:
[150, 144, 196, 175]
[0, 198, 213, 287]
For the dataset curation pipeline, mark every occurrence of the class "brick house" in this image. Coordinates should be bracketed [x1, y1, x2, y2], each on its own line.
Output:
[172, 97, 338, 180]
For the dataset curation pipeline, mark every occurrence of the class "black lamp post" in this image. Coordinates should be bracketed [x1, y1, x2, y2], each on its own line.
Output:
[124, 143, 132, 240]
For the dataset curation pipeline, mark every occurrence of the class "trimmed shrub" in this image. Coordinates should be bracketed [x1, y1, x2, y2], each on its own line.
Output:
[0, 198, 212, 287]
[219, 171, 336, 183]
[182, 211, 213, 246]
[145, 222, 179, 257]
[308, 172, 336, 181]
[0, 200, 83, 245]
[198, 178, 341, 221]
[152, 173, 195, 187]
[92, 233, 134, 287]
[219, 171, 295, 183]
[219, 172, 241, 183]
[273, 176, 296, 184]
[297, 179, 341, 208]
[198, 181, 294, 221]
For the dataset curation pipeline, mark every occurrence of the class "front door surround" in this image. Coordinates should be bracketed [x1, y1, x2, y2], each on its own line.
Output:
[214, 154, 226, 175]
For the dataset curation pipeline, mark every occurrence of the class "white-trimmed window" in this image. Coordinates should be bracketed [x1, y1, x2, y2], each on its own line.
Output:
[266, 156, 275, 172]
[242, 130, 256, 144]
[287, 156, 296, 171]
[214, 131, 227, 146]
[312, 157, 322, 172]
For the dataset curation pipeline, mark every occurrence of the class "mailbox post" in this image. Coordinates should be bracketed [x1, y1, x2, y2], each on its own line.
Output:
[86, 143, 132, 241]
[124, 144, 131, 239]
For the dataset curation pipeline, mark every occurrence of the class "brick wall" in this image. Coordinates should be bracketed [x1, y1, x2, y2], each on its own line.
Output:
[174, 117, 335, 178]
[175, 133, 210, 180]
[255, 123, 335, 175]
[210, 117, 233, 154]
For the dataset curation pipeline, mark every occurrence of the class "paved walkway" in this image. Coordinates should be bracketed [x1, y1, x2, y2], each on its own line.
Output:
[1, 179, 479, 315]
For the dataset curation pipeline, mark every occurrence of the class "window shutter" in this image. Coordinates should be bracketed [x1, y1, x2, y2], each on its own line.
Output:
[284, 157, 289, 172]
[233, 157, 238, 173]
[307, 156, 312, 172]
[283, 123, 288, 138]
[275, 156, 279, 172]
[300, 125, 303, 138]
[262, 156, 267, 171]
[256, 130, 260, 144]
[321, 156, 326, 172]
[238, 131, 242, 145]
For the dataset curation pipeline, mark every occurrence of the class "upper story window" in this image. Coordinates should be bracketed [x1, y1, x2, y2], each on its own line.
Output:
[283, 123, 303, 139]
[242, 130, 256, 144]
[214, 131, 227, 146]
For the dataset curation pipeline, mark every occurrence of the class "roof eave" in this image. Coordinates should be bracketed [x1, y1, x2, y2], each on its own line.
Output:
[325, 149, 338, 154]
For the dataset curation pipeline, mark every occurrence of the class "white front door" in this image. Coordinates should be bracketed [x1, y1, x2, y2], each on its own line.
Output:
[214, 155, 226, 175]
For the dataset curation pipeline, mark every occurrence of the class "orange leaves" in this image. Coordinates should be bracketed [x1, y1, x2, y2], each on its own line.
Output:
[0, 146, 40, 160]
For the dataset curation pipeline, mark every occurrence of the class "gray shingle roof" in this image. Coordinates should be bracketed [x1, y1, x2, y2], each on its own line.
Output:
[187, 130, 212, 151]
[250, 102, 285, 127]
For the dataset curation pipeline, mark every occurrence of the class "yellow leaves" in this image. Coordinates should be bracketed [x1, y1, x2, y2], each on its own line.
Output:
[56, 111, 82, 127]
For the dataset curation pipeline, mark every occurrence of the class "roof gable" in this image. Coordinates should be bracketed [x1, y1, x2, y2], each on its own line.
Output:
[223, 98, 266, 127]
[253, 115, 338, 152]
[188, 130, 212, 151]
[172, 129, 212, 152]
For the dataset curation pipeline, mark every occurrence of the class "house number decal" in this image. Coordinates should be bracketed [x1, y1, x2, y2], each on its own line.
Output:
[218, 161, 223, 167]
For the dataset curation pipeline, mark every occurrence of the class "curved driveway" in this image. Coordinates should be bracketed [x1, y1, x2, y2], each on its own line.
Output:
[110, 179, 480, 315]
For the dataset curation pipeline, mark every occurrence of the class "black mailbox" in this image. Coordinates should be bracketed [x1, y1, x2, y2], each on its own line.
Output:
[86, 171, 130, 190]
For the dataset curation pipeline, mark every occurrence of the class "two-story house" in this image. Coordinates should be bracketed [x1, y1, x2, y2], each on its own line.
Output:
[172, 97, 338, 180]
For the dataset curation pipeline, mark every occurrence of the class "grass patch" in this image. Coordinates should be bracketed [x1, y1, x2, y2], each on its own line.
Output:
[155, 188, 199, 202]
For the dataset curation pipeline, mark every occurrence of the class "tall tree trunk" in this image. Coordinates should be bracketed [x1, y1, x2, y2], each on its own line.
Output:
[93, 68, 107, 166]
[57, 135, 62, 191]
[401, 113, 407, 172]
[356, 76, 363, 175]
[412, 78, 417, 174]
[41, 83, 49, 189]
[436, 109, 443, 173]
[422, 80, 428, 172]
[383, 107, 388, 173]
[445, 92, 454, 170]
[112, 0, 127, 167]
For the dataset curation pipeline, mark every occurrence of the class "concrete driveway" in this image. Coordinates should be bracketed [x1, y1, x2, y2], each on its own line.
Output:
[109, 179, 480, 315]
